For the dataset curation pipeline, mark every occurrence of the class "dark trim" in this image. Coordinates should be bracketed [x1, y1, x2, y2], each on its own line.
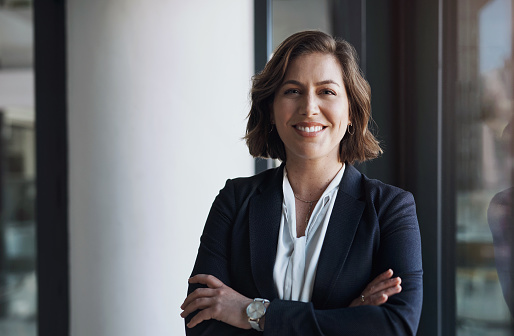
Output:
[360, 0, 395, 184]
[331, 0, 366, 71]
[254, 0, 272, 75]
[441, 0, 457, 334]
[34, 1, 69, 335]
[406, 1, 444, 335]
[254, 0, 273, 174]
[393, 0, 417, 192]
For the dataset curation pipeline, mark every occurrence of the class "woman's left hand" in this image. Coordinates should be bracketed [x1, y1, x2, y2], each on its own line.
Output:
[349, 269, 402, 307]
[180, 274, 253, 329]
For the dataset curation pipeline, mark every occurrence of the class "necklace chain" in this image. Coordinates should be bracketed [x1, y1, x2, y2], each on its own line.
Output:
[294, 193, 319, 229]
[290, 163, 343, 234]
[293, 193, 319, 204]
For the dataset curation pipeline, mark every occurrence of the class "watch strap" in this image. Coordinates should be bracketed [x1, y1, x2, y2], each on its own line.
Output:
[248, 319, 263, 331]
[247, 298, 270, 331]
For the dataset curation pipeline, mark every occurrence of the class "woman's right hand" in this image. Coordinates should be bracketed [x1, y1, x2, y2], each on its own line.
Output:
[349, 269, 402, 307]
[181, 274, 254, 330]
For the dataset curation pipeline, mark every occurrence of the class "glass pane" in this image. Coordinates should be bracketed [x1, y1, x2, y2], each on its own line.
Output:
[455, 0, 513, 334]
[272, 0, 333, 49]
[0, 1, 36, 335]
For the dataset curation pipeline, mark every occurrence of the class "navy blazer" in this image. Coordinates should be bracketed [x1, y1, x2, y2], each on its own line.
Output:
[186, 164, 423, 335]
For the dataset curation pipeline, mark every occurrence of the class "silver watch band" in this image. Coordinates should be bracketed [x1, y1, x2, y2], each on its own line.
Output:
[248, 319, 263, 332]
[247, 298, 270, 332]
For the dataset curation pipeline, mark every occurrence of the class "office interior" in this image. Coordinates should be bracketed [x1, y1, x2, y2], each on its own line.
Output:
[0, 0, 513, 335]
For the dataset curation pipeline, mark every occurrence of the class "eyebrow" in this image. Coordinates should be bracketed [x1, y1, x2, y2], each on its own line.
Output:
[281, 79, 341, 87]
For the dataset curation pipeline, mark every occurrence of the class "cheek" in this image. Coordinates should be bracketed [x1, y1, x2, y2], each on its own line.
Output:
[272, 101, 291, 123]
[341, 105, 350, 125]
[331, 105, 349, 127]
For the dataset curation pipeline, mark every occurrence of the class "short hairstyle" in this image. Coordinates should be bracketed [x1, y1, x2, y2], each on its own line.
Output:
[245, 30, 382, 164]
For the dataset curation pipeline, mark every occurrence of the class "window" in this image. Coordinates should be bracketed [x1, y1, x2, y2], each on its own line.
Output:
[0, 1, 36, 335]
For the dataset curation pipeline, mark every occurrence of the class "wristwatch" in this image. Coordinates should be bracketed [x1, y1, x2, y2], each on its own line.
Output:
[246, 298, 270, 331]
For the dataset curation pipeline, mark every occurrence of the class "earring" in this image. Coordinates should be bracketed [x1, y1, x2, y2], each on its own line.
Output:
[347, 123, 354, 135]
[269, 124, 274, 134]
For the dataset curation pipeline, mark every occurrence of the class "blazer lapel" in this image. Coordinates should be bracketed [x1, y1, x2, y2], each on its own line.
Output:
[248, 165, 284, 299]
[311, 164, 365, 307]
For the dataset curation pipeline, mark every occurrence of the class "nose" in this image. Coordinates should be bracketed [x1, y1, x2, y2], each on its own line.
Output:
[301, 92, 320, 116]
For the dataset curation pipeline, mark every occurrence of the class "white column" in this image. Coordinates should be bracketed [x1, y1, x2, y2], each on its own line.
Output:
[67, 1, 254, 335]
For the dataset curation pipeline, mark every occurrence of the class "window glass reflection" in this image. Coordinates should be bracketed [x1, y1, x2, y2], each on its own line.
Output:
[456, 0, 513, 334]
[0, 1, 36, 335]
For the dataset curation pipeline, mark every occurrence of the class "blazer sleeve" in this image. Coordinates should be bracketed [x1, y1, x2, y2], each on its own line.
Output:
[263, 190, 423, 336]
[186, 181, 423, 336]
[185, 179, 259, 336]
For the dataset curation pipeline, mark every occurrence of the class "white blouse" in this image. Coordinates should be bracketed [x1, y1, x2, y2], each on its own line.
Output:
[273, 165, 346, 302]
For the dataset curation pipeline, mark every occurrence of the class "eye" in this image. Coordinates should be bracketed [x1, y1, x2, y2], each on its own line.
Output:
[321, 89, 336, 95]
[284, 88, 300, 95]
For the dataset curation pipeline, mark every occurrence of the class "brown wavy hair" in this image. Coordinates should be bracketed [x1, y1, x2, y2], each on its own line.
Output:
[245, 30, 382, 164]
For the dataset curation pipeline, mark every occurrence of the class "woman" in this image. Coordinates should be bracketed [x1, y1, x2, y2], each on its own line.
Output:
[181, 31, 422, 335]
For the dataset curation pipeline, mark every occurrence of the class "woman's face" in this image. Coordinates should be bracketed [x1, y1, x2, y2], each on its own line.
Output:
[272, 52, 350, 163]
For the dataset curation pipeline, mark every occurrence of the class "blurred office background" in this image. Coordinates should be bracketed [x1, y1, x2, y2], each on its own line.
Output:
[0, 0, 513, 335]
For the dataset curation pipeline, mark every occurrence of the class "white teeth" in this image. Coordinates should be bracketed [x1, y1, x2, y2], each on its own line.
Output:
[296, 125, 323, 132]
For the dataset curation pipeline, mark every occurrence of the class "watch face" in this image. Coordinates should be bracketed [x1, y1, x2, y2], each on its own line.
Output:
[246, 301, 266, 319]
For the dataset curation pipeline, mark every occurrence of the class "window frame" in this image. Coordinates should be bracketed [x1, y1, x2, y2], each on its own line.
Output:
[34, 1, 70, 335]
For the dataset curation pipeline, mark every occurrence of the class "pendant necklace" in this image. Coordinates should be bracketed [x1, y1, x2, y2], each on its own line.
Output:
[294, 193, 319, 227]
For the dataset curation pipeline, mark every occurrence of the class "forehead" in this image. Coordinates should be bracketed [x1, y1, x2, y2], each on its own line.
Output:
[283, 53, 343, 83]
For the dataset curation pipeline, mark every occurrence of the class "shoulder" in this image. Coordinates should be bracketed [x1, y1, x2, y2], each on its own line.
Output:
[489, 187, 512, 208]
[342, 165, 416, 219]
[217, 165, 283, 205]
[229, 165, 280, 190]
[343, 164, 413, 204]
[347, 169, 419, 235]
[361, 174, 414, 205]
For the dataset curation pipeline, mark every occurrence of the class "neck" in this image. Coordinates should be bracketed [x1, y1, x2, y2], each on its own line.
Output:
[285, 157, 344, 201]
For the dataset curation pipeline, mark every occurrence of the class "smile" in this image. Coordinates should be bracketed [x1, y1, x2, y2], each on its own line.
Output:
[295, 125, 324, 133]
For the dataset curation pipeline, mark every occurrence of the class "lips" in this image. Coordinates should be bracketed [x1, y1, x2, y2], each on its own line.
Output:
[293, 122, 327, 134]
[295, 125, 323, 133]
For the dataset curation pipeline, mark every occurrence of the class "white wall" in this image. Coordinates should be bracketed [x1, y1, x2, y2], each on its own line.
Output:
[67, 1, 254, 335]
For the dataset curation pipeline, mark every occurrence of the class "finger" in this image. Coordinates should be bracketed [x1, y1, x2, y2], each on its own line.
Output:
[187, 305, 217, 329]
[181, 296, 214, 319]
[365, 277, 401, 296]
[356, 292, 387, 306]
[366, 269, 394, 288]
[188, 274, 224, 289]
[181, 287, 216, 310]
[349, 293, 385, 307]
[381, 284, 402, 298]
[363, 284, 402, 306]
[370, 293, 388, 305]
